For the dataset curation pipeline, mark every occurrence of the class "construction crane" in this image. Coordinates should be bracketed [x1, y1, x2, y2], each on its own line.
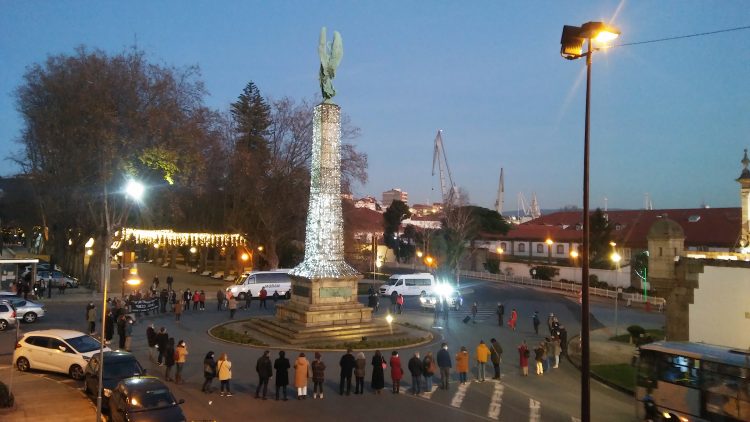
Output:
[432, 130, 459, 205]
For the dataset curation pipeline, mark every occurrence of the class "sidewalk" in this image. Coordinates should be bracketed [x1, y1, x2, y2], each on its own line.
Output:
[0, 365, 95, 422]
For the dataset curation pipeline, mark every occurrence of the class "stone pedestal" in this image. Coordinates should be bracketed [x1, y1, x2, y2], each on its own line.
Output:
[276, 275, 371, 327]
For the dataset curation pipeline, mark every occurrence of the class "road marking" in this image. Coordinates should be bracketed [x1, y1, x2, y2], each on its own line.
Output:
[487, 382, 504, 420]
[422, 384, 439, 399]
[529, 398, 541, 422]
[450, 381, 470, 408]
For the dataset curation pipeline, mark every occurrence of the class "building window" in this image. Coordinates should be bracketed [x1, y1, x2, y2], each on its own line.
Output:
[536, 244, 543, 253]
[556, 245, 564, 254]
[500, 242, 507, 252]
[659, 247, 663, 257]
[518, 243, 526, 252]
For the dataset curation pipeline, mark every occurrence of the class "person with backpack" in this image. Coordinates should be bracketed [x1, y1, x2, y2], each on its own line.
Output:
[518, 340, 530, 376]
[422, 351, 436, 392]
[255, 350, 273, 400]
[489, 338, 503, 379]
[534, 342, 545, 375]
[202, 351, 217, 393]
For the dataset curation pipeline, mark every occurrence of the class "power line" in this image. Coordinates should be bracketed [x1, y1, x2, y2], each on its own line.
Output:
[612, 25, 750, 48]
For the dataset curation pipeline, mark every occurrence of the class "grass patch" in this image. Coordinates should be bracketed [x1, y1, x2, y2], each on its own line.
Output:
[592, 363, 635, 392]
[396, 322, 429, 332]
[610, 328, 665, 344]
[210, 325, 268, 346]
[304, 336, 431, 350]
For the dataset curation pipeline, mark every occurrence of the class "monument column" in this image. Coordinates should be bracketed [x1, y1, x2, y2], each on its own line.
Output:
[736, 149, 750, 249]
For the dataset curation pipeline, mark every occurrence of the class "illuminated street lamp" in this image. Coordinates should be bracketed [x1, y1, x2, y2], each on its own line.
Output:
[560, 20, 620, 422]
[241, 253, 249, 261]
[424, 255, 435, 269]
[611, 252, 622, 338]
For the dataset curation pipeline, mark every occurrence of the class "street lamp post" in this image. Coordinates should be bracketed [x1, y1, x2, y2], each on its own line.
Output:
[96, 179, 143, 422]
[496, 246, 504, 276]
[611, 251, 622, 337]
[560, 21, 620, 422]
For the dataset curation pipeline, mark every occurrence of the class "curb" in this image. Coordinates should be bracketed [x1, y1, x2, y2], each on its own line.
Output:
[206, 318, 438, 353]
[565, 334, 634, 396]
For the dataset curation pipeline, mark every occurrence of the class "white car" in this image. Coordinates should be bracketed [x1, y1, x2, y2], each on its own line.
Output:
[226, 270, 292, 301]
[379, 273, 437, 297]
[0, 293, 45, 322]
[0, 300, 17, 331]
[14, 329, 109, 379]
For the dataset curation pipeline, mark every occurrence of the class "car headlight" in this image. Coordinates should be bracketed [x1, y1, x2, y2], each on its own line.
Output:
[103, 388, 112, 397]
[419, 297, 426, 303]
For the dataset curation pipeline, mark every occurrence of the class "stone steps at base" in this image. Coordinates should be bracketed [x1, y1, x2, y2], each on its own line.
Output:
[248, 318, 398, 344]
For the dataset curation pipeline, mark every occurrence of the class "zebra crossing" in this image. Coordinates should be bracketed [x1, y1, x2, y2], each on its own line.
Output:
[398, 379, 579, 421]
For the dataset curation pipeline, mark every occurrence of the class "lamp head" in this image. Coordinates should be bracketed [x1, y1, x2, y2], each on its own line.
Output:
[125, 179, 145, 201]
[560, 25, 584, 59]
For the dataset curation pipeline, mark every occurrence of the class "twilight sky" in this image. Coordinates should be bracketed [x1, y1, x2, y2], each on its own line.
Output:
[0, 1, 748, 213]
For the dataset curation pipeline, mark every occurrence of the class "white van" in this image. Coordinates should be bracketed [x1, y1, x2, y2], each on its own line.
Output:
[379, 273, 437, 297]
[226, 270, 292, 301]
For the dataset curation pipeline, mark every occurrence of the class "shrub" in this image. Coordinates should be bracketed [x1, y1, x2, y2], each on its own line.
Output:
[627, 325, 645, 344]
[588, 274, 599, 286]
[484, 259, 500, 274]
[530, 266, 559, 281]
[0, 381, 14, 408]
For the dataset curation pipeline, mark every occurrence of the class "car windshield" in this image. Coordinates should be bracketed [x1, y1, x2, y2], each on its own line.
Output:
[66, 335, 101, 353]
[129, 388, 176, 411]
[104, 360, 144, 380]
[386, 278, 399, 286]
[234, 277, 246, 285]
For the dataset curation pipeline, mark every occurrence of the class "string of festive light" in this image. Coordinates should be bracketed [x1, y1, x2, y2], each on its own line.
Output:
[119, 228, 246, 248]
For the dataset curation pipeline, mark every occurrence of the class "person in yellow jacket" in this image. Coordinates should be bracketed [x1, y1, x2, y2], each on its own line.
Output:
[217, 353, 233, 396]
[294, 352, 311, 400]
[175, 340, 188, 384]
[476, 340, 491, 382]
[455, 346, 469, 384]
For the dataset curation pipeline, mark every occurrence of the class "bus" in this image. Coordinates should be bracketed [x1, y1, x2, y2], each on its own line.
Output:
[635, 341, 750, 421]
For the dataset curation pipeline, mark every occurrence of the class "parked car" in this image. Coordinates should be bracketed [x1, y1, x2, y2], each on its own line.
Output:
[419, 288, 463, 311]
[0, 295, 45, 322]
[108, 376, 186, 422]
[84, 351, 145, 411]
[14, 329, 109, 379]
[37, 270, 79, 288]
[0, 300, 17, 331]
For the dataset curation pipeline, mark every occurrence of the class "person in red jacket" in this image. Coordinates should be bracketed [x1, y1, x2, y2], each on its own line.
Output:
[509, 308, 518, 331]
[389, 351, 403, 394]
[518, 340, 529, 376]
[259, 287, 268, 309]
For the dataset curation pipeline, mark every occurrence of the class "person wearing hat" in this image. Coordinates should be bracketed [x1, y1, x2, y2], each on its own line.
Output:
[455, 346, 469, 384]
[311, 352, 326, 399]
[255, 350, 273, 399]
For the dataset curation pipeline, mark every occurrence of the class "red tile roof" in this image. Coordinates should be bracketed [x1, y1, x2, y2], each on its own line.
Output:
[482, 208, 741, 249]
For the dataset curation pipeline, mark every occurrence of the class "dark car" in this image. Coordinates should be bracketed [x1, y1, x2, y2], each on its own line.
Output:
[84, 351, 145, 410]
[108, 377, 186, 422]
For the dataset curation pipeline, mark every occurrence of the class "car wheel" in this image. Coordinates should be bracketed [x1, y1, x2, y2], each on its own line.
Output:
[285, 291, 291, 300]
[237, 292, 246, 301]
[69, 364, 84, 380]
[0, 320, 7, 331]
[23, 312, 37, 323]
[16, 357, 30, 372]
[66, 282, 73, 288]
